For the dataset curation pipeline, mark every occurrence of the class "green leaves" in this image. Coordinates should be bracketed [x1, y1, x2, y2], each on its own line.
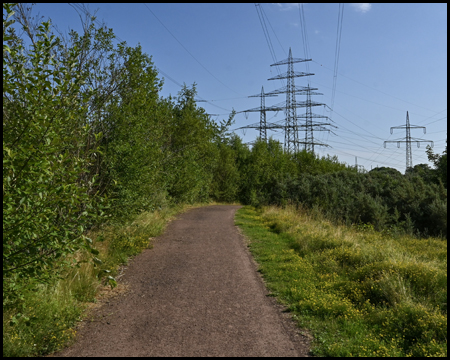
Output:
[106, 276, 117, 289]
[3, 3, 106, 308]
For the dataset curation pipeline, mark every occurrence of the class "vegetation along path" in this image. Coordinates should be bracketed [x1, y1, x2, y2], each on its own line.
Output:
[56, 205, 310, 357]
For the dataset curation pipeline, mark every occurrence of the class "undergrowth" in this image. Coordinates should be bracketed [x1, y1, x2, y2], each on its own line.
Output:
[3, 202, 208, 357]
[235, 205, 447, 357]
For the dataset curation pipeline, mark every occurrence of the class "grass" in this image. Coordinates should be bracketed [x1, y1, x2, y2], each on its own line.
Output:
[235, 205, 447, 357]
[3, 201, 213, 357]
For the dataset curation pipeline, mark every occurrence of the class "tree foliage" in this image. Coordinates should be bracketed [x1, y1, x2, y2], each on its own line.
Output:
[2, 3, 229, 308]
[426, 140, 447, 188]
[3, 3, 104, 307]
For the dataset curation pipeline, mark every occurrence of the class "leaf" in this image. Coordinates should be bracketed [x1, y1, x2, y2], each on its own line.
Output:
[93, 257, 102, 265]
[107, 276, 117, 289]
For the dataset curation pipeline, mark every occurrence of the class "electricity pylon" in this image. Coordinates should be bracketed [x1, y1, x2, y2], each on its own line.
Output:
[265, 49, 336, 153]
[383, 111, 434, 172]
[267, 47, 312, 153]
[233, 86, 279, 143]
[236, 48, 335, 152]
[293, 85, 336, 153]
[247, 86, 278, 142]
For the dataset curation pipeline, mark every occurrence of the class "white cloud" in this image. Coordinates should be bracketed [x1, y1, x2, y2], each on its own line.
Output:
[351, 3, 372, 13]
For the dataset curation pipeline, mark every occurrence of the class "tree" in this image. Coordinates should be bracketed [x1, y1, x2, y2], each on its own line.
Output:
[426, 140, 447, 188]
[3, 3, 105, 307]
[405, 163, 437, 184]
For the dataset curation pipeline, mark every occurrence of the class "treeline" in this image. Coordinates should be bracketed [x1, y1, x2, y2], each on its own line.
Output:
[2, 3, 446, 310]
[213, 136, 447, 238]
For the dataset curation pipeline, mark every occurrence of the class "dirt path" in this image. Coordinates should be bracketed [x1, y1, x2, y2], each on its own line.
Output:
[56, 205, 310, 357]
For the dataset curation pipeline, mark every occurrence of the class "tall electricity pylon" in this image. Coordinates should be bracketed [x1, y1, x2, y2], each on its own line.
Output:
[265, 84, 336, 153]
[235, 48, 335, 152]
[234, 86, 278, 143]
[265, 48, 336, 153]
[294, 85, 336, 153]
[384, 111, 434, 172]
[247, 86, 278, 142]
[267, 47, 312, 153]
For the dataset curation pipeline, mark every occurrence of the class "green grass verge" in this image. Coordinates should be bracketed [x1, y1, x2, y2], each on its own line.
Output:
[3, 202, 211, 357]
[235, 205, 447, 357]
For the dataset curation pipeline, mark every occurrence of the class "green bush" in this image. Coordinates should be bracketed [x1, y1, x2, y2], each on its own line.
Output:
[3, 3, 105, 308]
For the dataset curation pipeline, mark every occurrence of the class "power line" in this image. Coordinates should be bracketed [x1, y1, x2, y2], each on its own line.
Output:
[255, 3, 285, 87]
[328, 147, 404, 169]
[68, 4, 233, 114]
[330, 3, 344, 119]
[329, 109, 413, 167]
[422, 117, 447, 126]
[150, 66, 232, 112]
[298, 3, 311, 77]
[316, 79, 426, 115]
[311, 59, 442, 115]
[414, 108, 447, 125]
[328, 106, 385, 141]
[193, 96, 250, 102]
[260, 4, 286, 56]
[309, 84, 444, 168]
[324, 106, 402, 165]
[384, 111, 434, 171]
[143, 3, 243, 96]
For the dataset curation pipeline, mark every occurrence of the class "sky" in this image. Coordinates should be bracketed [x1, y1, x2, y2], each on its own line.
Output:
[15, 3, 447, 173]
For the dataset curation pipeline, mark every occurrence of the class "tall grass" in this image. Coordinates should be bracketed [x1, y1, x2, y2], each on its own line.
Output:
[3, 202, 207, 357]
[235, 205, 447, 357]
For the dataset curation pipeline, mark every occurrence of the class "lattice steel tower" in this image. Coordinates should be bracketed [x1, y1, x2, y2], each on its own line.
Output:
[383, 111, 434, 172]
[235, 48, 335, 152]
[234, 87, 278, 144]
[248, 86, 278, 142]
[267, 48, 312, 153]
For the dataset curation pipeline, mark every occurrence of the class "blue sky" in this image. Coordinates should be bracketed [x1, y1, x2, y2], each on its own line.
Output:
[18, 3, 447, 173]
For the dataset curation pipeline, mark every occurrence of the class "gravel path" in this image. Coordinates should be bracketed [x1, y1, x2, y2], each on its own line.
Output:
[56, 205, 310, 357]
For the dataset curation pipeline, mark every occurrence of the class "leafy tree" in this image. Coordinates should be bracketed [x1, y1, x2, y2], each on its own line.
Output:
[210, 134, 241, 202]
[405, 163, 437, 184]
[162, 84, 219, 204]
[3, 3, 105, 308]
[426, 140, 447, 188]
[99, 44, 165, 219]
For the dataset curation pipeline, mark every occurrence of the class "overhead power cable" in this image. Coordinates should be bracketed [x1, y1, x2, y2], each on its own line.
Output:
[316, 79, 427, 115]
[260, 4, 286, 57]
[330, 3, 344, 118]
[415, 109, 447, 124]
[298, 3, 311, 77]
[327, 106, 384, 140]
[68, 4, 233, 114]
[143, 3, 243, 96]
[421, 116, 447, 126]
[155, 67, 232, 112]
[254, 3, 285, 87]
[312, 59, 442, 115]
[328, 147, 403, 169]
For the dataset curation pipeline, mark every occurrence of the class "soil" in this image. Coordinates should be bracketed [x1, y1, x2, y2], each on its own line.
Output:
[54, 205, 311, 357]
